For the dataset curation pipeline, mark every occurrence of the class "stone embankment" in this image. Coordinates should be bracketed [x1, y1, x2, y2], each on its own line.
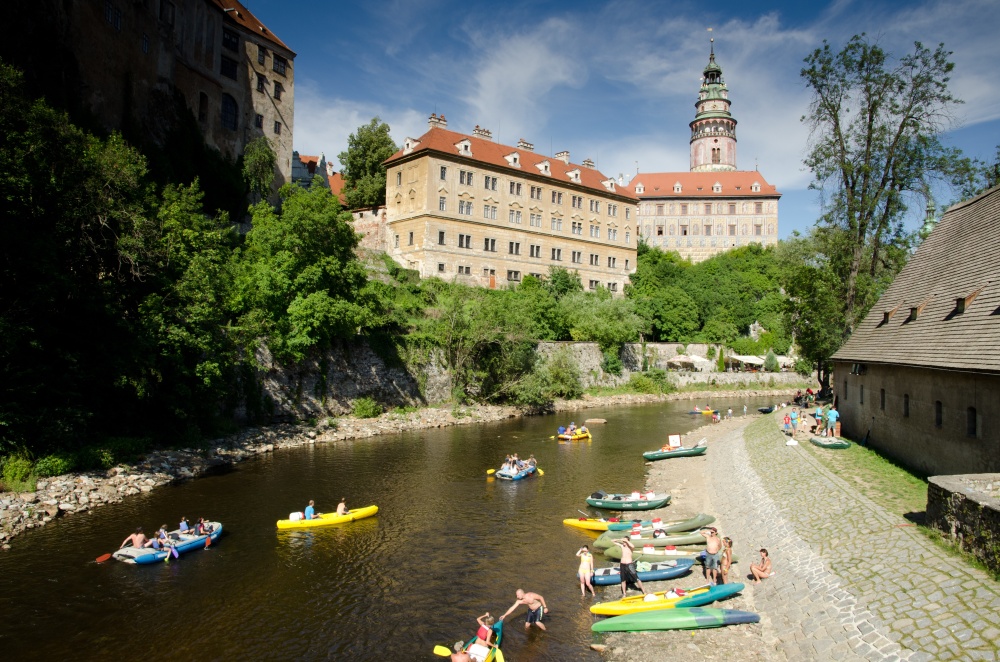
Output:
[0, 387, 800, 549]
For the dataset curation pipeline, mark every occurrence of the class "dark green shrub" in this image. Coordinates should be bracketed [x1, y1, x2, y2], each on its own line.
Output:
[2, 456, 33, 484]
[601, 349, 623, 375]
[352, 397, 383, 418]
[764, 350, 780, 372]
[34, 454, 76, 477]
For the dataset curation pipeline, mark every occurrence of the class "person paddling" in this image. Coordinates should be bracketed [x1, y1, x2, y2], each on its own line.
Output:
[304, 500, 320, 520]
[120, 527, 150, 549]
[336, 498, 349, 516]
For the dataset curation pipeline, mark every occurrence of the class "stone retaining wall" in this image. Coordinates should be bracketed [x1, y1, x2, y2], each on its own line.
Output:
[926, 473, 1000, 575]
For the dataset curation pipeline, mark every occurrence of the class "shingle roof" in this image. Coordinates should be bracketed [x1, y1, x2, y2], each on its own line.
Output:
[832, 185, 1000, 373]
[384, 126, 637, 201]
[623, 171, 780, 199]
[327, 172, 346, 204]
[210, 0, 293, 54]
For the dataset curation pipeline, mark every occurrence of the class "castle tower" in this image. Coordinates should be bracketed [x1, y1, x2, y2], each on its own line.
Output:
[690, 39, 737, 172]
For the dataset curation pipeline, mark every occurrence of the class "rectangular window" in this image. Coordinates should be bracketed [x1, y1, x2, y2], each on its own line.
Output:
[254, 113, 263, 128]
[439, 197, 446, 212]
[860, 385, 864, 405]
[903, 394, 910, 417]
[843, 380, 848, 401]
[508, 210, 522, 224]
[394, 234, 399, 248]
[274, 83, 283, 100]
[704, 225, 712, 236]
[258, 45, 266, 65]
[458, 200, 473, 215]
[704, 203, 712, 214]
[508, 242, 520, 255]
[223, 28, 239, 52]
[256, 74, 266, 92]
[396, 171, 402, 186]
[571, 251, 582, 264]
[460, 170, 474, 186]
[483, 268, 495, 278]
[968, 407, 978, 437]
[608, 228, 617, 241]
[590, 200, 601, 214]
[509, 181, 522, 196]
[551, 248, 562, 261]
[273, 121, 281, 135]
[607, 256, 617, 268]
[571, 195, 583, 209]
[530, 245, 541, 258]
[551, 191, 563, 205]
[484, 175, 497, 191]
[625, 259, 630, 270]
[680, 203, 688, 215]
[438, 230, 446, 245]
[507, 270, 521, 282]
[609, 204, 618, 217]
[484, 238, 496, 252]
[935, 401, 942, 428]
[550, 218, 562, 231]
[729, 224, 736, 236]
[625, 208, 631, 220]
[608, 282, 618, 292]
[589, 280, 600, 290]
[221, 56, 238, 80]
[440, 166, 447, 180]
[483, 205, 497, 220]
[656, 226, 664, 236]
[459, 265, 471, 275]
[273, 55, 288, 76]
[458, 234, 471, 249]
[880, 389, 885, 411]
[656, 204, 664, 216]
[530, 186, 542, 200]
[729, 203, 737, 215]
[438, 263, 445, 273]
[529, 213, 542, 227]
[680, 225, 688, 236]
[754, 225, 762, 236]
[589, 254, 599, 266]
[572, 222, 583, 236]
[408, 231, 414, 246]
[590, 225, 600, 238]
[755, 202, 763, 214]
[142, 33, 149, 54]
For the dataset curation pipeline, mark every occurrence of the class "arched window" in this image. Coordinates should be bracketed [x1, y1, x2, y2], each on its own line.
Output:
[221, 94, 238, 130]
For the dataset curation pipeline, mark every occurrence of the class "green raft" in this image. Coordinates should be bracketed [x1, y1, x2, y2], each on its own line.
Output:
[642, 443, 707, 461]
[586, 492, 671, 511]
[591, 607, 760, 632]
[592, 530, 705, 550]
[606, 513, 715, 532]
[810, 436, 851, 450]
[602, 544, 707, 563]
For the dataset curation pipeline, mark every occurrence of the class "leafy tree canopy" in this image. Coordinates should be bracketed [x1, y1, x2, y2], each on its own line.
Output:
[337, 117, 398, 209]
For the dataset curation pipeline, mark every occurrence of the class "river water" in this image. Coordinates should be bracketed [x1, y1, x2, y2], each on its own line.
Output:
[0, 397, 778, 660]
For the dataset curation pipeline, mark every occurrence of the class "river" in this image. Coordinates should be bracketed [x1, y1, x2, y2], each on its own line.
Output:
[0, 397, 779, 660]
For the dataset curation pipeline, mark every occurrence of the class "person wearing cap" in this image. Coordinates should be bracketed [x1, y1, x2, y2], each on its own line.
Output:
[450, 641, 472, 662]
[700, 527, 723, 584]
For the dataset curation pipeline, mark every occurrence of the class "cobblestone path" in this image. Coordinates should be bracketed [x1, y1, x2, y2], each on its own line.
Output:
[710, 415, 1000, 661]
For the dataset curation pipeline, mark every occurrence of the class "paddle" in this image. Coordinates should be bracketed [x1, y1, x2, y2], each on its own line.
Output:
[495, 648, 505, 662]
[96, 553, 112, 563]
[536, 468, 544, 476]
[432, 645, 451, 657]
[486, 469, 496, 475]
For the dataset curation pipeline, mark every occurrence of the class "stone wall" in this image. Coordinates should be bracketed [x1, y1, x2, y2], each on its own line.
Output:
[926, 474, 1000, 575]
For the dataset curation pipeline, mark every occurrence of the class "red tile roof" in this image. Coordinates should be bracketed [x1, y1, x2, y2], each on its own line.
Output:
[327, 172, 346, 204]
[297, 154, 319, 174]
[385, 126, 637, 201]
[624, 171, 780, 198]
[210, 0, 294, 54]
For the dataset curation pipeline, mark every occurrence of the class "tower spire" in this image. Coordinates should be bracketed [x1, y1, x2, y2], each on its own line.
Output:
[689, 37, 737, 172]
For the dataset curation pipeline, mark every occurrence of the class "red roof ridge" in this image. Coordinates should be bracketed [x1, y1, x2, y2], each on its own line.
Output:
[210, 0, 294, 54]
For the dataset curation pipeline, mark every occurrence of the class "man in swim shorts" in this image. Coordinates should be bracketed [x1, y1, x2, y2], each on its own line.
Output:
[701, 527, 723, 584]
[499, 589, 548, 631]
[611, 538, 647, 597]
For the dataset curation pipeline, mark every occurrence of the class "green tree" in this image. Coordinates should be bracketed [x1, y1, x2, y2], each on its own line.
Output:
[242, 136, 276, 201]
[801, 35, 968, 338]
[338, 117, 398, 209]
[763, 349, 779, 373]
[234, 183, 376, 362]
[634, 286, 700, 341]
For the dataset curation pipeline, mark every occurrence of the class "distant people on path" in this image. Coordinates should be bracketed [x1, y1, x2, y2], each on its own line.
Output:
[304, 500, 319, 520]
[743, 404, 748, 417]
[727, 407, 733, 420]
[750, 548, 773, 584]
[783, 413, 791, 434]
[700, 527, 723, 584]
[814, 404, 824, 434]
[120, 527, 150, 549]
[576, 545, 596, 596]
[790, 408, 800, 435]
[499, 589, 549, 631]
[336, 498, 349, 516]
[826, 406, 840, 438]
[611, 537, 646, 597]
[720, 537, 733, 584]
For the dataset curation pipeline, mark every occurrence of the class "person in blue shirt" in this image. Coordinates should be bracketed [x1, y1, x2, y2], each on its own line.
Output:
[826, 406, 840, 437]
[179, 516, 189, 532]
[304, 500, 320, 520]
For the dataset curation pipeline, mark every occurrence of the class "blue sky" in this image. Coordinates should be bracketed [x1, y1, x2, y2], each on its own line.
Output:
[248, 0, 999, 239]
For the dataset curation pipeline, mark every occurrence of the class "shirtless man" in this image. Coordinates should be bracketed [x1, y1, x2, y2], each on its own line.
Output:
[611, 537, 646, 597]
[701, 527, 723, 584]
[336, 498, 349, 516]
[450, 642, 472, 662]
[499, 589, 549, 631]
[120, 527, 150, 549]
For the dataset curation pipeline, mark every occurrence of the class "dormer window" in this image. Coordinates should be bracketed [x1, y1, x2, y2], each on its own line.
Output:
[535, 160, 551, 176]
[567, 168, 581, 183]
[673, 182, 682, 193]
[403, 138, 419, 155]
[713, 182, 722, 193]
[455, 139, 472, 155]
[751, 182, 761, 192]
[504, 152, 521, 168]
[635, 183, 644, 194]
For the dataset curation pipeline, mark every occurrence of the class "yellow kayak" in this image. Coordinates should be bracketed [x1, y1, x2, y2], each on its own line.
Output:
[563, 517, 615, 531]
[276, 504, 379, 529]
[590, 585, 711, 616]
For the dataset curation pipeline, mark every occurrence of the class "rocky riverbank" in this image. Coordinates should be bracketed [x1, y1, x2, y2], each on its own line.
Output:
[0, 387, 800, 549]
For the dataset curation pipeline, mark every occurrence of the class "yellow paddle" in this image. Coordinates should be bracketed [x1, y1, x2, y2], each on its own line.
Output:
[432, 645, 451, 656]
[486, 469, 496, 475]
[537, 468, 545, 475]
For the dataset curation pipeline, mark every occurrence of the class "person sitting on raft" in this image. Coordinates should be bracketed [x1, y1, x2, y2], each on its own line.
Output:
[567, 422, 577, 434]
[120, 527, 150, 549]
[579, 425, 589, 435]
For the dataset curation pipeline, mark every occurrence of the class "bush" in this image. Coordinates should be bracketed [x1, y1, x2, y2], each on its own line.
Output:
[794, 358, 813, 377]
[2, 455, 33, 485]
[706, 345, 717, 360]
[544, 349, 583, 399]
[764, 350, 780, 372]
[626, 369, 676, 395]
[34, 453, 76, 477]
[601, 349, 624, 375]
[352, 397, 383, 418]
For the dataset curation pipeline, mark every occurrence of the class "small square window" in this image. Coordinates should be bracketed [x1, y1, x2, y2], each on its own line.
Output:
[273, 55, 288, 76]
[438, 263, 445, 273]
[258, 45, 266, 65]
[254, 113, 263, 128]
[274, 83, 283, 100]
[273, 121, 281, 135]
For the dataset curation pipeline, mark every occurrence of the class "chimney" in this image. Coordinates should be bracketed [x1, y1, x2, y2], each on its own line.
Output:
[472, 125, 492, 139]
[582, 158, 595, 168]
[555, 150, 570, 164]
[517, 138, 534, 152]
[428, 113, 448, 129]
